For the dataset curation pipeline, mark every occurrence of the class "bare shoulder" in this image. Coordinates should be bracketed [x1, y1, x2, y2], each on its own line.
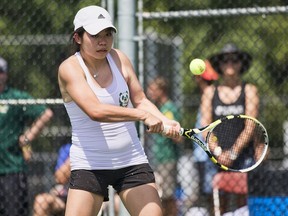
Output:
[109, 48, 131, 66]
[58, 55, 85, 83]
[203, 85, 216, 96]
[245, 83, 259, 101]
[110, 48, 128, 59]
[109, 48, 134, 80]
[58, 55, 78, 75]
[58, 55, 84, 102]
[245, 83, 258, 93]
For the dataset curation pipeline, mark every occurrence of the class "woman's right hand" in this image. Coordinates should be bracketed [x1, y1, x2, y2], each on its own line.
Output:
[144, 113, 181, 139]
[144, 112, 163, 134]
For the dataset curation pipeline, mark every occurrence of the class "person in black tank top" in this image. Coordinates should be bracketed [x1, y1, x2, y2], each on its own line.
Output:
[212, 82, 255, 170]
[212, 82, 246, 119]
[199, 43, 259, 213]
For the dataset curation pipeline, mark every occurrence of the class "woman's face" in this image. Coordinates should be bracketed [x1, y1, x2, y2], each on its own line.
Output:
[147, 82, 162, 104]
[79, 28, 115, 59]
[219, 54, 242, 76]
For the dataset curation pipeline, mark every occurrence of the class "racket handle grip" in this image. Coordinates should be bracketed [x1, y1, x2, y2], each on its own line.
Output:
[163, 125, 184, 135]
[163, 125, 171, 133]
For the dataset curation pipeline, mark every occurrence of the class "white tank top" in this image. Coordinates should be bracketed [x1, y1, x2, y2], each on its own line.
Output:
[64, 52, 148, 170]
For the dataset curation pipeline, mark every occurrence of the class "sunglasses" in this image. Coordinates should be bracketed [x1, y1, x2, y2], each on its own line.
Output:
[220, 55, 240, 64]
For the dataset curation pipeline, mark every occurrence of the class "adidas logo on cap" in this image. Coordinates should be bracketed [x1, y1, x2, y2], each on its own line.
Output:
[98, 14, 105, 19]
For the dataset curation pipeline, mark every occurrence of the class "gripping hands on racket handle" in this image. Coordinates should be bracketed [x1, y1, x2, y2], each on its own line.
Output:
[163, 115, 269, 173]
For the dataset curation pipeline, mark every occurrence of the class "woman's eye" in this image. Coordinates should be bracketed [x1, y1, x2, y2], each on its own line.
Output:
[91, 34, 99, 38]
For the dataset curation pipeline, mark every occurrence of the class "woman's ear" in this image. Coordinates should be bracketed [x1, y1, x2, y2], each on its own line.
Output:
[73, 33, 81, 44]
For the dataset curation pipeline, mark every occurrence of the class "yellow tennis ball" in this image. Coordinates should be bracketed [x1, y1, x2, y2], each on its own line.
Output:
[214, 146, 222, 157]
[189, 58, 206, 75]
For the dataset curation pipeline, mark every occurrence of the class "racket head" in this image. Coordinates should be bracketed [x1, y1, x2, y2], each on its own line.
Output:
[206, 115, 269, 172]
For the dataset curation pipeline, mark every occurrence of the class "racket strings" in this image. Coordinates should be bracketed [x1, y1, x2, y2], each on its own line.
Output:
[207, 117, 267, 171]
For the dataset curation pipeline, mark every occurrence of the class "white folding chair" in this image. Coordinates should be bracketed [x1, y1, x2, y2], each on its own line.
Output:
[212, 172, 248, 216]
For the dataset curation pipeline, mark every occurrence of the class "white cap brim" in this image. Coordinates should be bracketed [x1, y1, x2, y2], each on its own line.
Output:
[84, 20, 117, 35]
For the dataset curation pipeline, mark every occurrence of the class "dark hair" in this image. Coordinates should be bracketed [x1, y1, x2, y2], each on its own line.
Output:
[70, 27, 85, 54]
[152, 76, 170, 95]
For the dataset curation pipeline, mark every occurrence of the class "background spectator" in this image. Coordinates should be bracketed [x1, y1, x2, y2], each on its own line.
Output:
[0, 56, 53, 216]
[33, 143, 71, 216]
[147, 76, 183, 216]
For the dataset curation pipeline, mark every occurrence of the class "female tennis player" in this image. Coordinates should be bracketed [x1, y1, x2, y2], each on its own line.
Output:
[58, 5, 181, 216]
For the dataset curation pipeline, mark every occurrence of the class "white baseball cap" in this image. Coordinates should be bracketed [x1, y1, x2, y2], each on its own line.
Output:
[73, 5, 117, 35]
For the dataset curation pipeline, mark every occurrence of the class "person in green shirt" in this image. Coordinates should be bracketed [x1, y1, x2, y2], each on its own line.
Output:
[0, 56, 53, 216]
[147, 76, 182, 216]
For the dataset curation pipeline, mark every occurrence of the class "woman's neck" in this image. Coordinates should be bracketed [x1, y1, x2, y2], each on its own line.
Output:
[222, 76, 242, 88]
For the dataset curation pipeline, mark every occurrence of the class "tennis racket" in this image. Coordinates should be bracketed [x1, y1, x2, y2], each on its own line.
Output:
[164, 114, 268, 172]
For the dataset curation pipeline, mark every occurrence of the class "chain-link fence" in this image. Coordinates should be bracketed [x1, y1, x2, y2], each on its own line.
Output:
[140, 1, 288, 216]
[0, 0, 288, 216]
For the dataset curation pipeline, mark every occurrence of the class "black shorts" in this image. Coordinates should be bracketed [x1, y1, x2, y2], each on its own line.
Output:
[69, 163, 155, 201]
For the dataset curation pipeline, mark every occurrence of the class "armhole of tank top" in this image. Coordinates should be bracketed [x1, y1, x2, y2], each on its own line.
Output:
[106, 53, 131, 100]
[106, 53, 124, 87]
[107, 54, 117, 76]
[107, 53, 127, 81]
